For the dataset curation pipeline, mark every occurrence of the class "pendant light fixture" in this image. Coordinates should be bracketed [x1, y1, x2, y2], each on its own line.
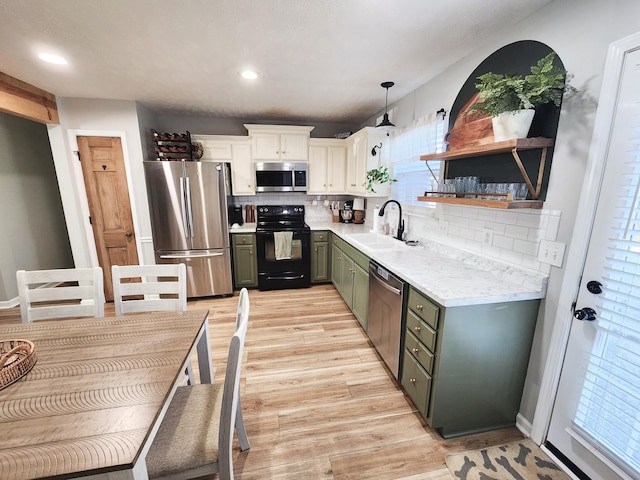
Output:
[375, 81, 395, 131]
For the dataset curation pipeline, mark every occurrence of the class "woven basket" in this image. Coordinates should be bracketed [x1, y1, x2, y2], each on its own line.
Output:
[0, 339, 37, 390]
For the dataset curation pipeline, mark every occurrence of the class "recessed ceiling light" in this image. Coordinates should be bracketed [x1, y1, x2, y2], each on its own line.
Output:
[240, 70, 258, 80]
[38, 52, 68, 65]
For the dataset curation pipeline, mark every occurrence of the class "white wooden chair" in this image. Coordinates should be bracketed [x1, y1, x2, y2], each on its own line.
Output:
[16, 267, 104, 323]
[146, 288, 251, 480]
[111, 264, 187, 316]
[112, 263, 193, 383]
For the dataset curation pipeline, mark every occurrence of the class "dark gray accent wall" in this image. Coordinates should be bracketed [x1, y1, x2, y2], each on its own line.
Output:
[0, 111, 73, 302]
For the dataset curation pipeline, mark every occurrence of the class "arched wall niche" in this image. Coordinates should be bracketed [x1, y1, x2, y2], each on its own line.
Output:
[445, 40, 566, 201]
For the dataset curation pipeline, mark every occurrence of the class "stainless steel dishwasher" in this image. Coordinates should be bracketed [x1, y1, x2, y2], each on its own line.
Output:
[367, 260, 407, 379]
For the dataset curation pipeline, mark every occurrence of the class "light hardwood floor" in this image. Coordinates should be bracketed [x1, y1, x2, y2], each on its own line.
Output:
[0, 284, 524, 479]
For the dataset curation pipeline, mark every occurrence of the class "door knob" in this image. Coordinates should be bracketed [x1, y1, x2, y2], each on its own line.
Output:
[124, 231, 132, 237]
[574, 307, 597, 321]
[587, 280, 603, 294]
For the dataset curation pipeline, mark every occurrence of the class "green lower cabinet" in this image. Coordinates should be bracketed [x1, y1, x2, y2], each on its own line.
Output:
[311, 231, 330, 283]
[330, 233, 369, 330]
[231, 234, 258, 288]
[401, 286, 540, 438]
[352, 262, 369, 330]
[341, 255, 355, 309]
[330, 242, 343, 289]
[401, 352, 432, 418]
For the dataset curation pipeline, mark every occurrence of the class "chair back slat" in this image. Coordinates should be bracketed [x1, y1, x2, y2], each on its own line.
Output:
[112, 264, 187, 316]
[16, 267, 104, 323]
[115, 299, 184, 314]
[28, 285, 99, 303]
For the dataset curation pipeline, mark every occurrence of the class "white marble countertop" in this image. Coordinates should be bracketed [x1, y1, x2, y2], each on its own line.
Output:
[228, 221, 548, 307]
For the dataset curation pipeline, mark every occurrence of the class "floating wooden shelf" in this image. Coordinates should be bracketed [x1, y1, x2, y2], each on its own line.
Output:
[417, 195, 543, 209]
[421, 137, 554, 201]
[420, 137, 554, 162]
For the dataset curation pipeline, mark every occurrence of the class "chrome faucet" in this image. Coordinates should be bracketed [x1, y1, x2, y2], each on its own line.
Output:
[378, 200, 404, 241]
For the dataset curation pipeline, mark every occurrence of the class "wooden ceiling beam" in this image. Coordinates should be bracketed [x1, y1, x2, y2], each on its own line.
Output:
[0, 72, 59, 124]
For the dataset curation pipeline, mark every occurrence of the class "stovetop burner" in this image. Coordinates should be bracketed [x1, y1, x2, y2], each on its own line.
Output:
[256, 205, 308, 231]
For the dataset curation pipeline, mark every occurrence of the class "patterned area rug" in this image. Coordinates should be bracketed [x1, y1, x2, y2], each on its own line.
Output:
[446, 438, 571, 480]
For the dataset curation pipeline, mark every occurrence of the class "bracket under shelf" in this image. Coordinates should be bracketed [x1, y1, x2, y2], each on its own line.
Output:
[420, 137, 554, 201]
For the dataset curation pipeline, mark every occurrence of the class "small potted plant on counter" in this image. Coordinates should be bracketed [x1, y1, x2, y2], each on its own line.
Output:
[471, 52, 575, 141]
[364, 166, 396, 194]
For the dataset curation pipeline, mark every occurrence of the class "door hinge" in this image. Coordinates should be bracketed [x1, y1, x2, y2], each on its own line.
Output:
[89, 216, 92, 225]
[74, 150, 81, 161]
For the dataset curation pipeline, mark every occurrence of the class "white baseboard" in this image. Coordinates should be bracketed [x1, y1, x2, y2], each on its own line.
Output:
[516, 413, 532, 437]
[0, 297, 19, 309]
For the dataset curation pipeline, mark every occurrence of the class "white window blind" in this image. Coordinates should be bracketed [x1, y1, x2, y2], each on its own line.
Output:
[388, 112, 445, 205]
[572, 124, 640, 478]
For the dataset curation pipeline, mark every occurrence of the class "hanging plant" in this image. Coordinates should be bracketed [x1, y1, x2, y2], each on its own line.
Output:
[364, 166, 396, 193]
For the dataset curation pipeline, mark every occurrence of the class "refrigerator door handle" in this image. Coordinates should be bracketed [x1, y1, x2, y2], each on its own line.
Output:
[180, 176, 190, 236]
[184, 176, 195, 238]
[159, 252, 224, 259]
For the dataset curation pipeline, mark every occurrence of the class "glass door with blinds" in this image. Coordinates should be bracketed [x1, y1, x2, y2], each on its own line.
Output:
[546, 45, 640, 480]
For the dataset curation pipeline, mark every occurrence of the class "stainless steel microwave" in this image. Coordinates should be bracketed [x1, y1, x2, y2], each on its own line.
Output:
[255, 162, 307, 192]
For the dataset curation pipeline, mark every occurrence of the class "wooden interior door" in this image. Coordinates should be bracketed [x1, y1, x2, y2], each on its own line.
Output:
[77, 136, 138, 301]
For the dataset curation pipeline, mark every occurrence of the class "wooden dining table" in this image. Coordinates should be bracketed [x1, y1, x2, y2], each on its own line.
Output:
[0, 309, 212, 480]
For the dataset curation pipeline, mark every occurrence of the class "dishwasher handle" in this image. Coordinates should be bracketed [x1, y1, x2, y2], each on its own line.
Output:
[369, 266, 402, 296]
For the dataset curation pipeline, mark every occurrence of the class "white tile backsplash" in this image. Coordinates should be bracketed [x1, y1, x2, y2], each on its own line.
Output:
[401, 203, 562, 275]
[232, 193, 561, 276]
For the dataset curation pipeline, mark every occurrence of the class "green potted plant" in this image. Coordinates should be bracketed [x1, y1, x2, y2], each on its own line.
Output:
[364, 166, 396, 194]
[471, 52, 574, 141]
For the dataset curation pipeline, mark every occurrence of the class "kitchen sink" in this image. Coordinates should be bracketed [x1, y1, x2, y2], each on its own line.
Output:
[348, 233, 408, 250]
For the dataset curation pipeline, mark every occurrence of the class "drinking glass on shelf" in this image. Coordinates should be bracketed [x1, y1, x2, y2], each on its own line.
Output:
[496, 183, 509, 199]
[454, 177, 465, 197]
[516, 183, 529, 200]
[508, 183, 520, 201]
[465, 176, 479, 197]
[484, 183, 497, 199]
[444, 179, 455, 197]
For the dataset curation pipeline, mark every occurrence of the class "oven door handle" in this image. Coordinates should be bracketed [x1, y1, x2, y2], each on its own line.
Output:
[369, 269, 402, 296]
[265, 274, 305, 281]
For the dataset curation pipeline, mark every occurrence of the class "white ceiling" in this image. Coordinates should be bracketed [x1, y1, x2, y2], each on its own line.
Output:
[0, 0, 554, 125]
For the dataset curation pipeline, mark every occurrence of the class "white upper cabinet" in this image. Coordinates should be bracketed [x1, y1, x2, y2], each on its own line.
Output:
[345, 127, 387, 196]
[308, 138, 346, 194]
[244, 124, 314, 161]
[230, 143, 255, 195]
[191, 135, 254, 195]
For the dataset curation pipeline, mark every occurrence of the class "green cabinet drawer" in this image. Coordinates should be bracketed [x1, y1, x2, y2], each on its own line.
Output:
[401, 351, 432, 418]
[232, 233, 255, 247]
[406, 309, 437, 352]
[405, 329, 434, 374]
[312, 231, 329, 242]
[408, 288, 439, 329]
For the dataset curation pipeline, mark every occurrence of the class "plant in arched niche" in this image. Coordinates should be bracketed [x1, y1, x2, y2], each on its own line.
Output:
[470, 52, 576, 117]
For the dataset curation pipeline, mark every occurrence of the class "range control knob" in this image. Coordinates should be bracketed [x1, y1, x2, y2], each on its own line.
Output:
[574, 307, 597, 321]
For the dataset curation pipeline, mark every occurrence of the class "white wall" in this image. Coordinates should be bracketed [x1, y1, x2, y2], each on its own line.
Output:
[361, 0, 640, 423]
[51, 98, 154, 268]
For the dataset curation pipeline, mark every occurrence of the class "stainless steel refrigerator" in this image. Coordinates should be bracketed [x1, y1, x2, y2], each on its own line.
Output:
[143, 161, 233, 297]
